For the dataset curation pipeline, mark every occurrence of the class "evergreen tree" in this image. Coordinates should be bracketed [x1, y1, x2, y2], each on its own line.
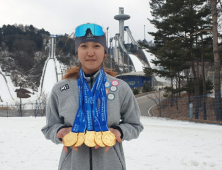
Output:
[143, 0, 214, 119]
[0, 28, 2, 43]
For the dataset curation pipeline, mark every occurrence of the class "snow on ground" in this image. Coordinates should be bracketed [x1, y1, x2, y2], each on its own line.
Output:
[0, 116, 221, 170]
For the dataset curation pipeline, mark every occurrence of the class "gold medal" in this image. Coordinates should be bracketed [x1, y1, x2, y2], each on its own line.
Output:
[62, 132, 78, 147]
[95, 131, 106, 147]
[102, 131, 116, 147]
[84, 131, 96, 147]
[73, 132, 85, 147]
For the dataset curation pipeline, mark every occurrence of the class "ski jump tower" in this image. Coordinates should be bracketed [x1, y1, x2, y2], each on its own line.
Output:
[114, 7, 130, 72]
[113, 7, 151, 73]
[38, 35, 60, 96]
[114, 7, 130, 45]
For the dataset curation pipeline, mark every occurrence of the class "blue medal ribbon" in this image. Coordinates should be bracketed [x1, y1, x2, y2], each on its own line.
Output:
[71, 72, 86, 133]
[81, 68, 100, 131]
[92, 68, 109, 132]
[71, 68, 109, 133]
[92, 69, 105, 132]
[99, 73, 109, 131]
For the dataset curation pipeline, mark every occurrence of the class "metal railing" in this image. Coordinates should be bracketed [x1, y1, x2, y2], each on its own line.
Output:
[151, 93, 222, 123]
[0, 101, 46, 117]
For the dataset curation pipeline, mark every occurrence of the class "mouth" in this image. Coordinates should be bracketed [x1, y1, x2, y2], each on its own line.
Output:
[86, 59, 96, 62]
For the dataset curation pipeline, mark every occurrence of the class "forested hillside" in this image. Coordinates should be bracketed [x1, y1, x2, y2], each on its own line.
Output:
[0, 24, 75, 90]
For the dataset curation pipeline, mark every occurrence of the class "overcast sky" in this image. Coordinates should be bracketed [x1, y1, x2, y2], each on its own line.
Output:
[0, 0, 156, 42]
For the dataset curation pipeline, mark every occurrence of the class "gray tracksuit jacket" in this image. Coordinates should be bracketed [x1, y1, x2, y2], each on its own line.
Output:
[41, 71, 143, 170]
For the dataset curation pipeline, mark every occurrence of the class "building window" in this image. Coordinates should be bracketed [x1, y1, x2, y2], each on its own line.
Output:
[127, 81, 135, 86]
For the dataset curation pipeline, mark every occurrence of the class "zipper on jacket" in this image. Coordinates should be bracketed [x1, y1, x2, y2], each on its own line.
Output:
[90, 76, 93, 88]
[85, 72, 97, 170]
[90, 75, 93, 170]
[90, 148, 92, 170]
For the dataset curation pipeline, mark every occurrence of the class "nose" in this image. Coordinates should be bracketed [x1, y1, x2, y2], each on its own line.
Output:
[87, 47, 94, 56]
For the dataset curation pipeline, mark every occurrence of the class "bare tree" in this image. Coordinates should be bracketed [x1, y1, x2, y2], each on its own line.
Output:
[37, 91, 49, 116]
[208, 0, 222, 120]
[147, 90, 163, 117]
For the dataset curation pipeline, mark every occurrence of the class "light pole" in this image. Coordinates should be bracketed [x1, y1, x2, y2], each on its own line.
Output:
[106, 27, 109, 47]
[109, 37, 113, 69]
[144, 25, 146, 40]
[116, 34, 120, 67]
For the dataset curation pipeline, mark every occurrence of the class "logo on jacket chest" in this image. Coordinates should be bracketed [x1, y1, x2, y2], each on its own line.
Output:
[60, 84, 69, 91]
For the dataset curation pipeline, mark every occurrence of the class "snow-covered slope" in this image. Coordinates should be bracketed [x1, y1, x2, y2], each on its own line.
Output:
[38, 58, 61, 96]
[128, 54, 144, 72]
[0, 116, 221, 170]
[0, 73, 16, 102]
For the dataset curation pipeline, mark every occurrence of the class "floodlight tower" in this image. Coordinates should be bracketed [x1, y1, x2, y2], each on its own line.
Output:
[114, 7, 130, 45]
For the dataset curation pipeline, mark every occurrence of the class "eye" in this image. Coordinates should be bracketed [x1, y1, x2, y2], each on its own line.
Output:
[95, 44, 101, 47]
[80, 44, 86, 47]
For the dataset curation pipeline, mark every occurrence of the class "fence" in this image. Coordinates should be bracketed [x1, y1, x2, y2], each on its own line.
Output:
[2, 93, 222, 123]
[0, 101, 46, 117]
[151, 93, 222, 124]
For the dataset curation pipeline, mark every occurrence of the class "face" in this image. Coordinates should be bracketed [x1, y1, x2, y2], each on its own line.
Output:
[77, 42, 106, 74]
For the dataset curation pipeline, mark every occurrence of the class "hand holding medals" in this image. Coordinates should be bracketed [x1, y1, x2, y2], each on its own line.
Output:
[59, 128, 121, 153]
[61, 68, 118, 150]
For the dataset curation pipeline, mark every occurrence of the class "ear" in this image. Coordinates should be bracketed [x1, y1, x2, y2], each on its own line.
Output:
[104, 53, 107, 58]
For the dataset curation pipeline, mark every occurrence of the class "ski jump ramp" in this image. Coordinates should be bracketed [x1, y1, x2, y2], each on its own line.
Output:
[0, 35, 62, 102]
[142, 49, 156, 69]
[38, 59, 60, 96]
[0, 72, 16, 102]
[38, 36, 62, 96]
[117, 26, 170, 85]
[128, 54, 144, 72]
[116, 31, 147, 72]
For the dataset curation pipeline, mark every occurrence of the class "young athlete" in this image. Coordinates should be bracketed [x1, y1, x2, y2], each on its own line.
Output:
[41, 23, 143, 170]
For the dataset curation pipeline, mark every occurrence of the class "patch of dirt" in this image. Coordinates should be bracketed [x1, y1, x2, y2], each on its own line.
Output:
[153, 95, 222, 125]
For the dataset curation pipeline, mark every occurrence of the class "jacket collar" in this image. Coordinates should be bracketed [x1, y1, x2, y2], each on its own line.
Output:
[83, 70, 100, 83]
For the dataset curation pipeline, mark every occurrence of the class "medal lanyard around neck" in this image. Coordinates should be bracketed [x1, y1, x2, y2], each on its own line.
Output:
[92, 69, 109, 132]
[92, 69, 106, 132]
[71, 68, 109, 133]
[71, 68, 98, 133]
[82, 68, 100, 131]
[99, 78, 109, 131]
[71, 71, 85, 133]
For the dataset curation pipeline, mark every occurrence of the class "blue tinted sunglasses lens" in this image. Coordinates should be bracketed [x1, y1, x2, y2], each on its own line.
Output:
[75, 24, 104, 37]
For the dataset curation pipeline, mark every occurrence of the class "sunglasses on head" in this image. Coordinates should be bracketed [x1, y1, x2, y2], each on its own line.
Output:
[75, 24, 104, 37]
